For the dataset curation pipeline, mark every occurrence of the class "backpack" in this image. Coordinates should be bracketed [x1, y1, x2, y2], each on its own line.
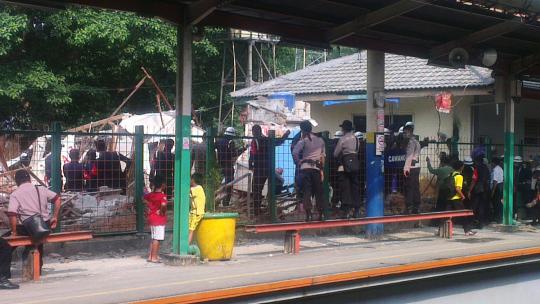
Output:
[441, 172, 461, 200]
[342, 137, 360, 173]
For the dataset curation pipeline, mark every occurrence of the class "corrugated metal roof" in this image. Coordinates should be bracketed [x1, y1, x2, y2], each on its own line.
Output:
[231, 52, 494, 98]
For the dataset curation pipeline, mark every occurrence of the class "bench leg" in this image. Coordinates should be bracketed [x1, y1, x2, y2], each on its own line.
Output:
[440, 219, 453, 239]
[22, 247, 40, 282]
[284, 231, 301, 254]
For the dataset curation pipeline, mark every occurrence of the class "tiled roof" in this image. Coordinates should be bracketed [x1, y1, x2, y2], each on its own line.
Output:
[231, 52, 494, 98]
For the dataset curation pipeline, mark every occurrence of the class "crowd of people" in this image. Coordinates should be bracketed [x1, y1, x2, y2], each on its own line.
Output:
[214, 119, 540, 236]
[43, 139, 132, 194]
[4, 119, 540, 288]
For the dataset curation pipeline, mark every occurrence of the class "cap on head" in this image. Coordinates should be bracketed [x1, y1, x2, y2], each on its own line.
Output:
[398, 126, 404, 134]
[354, 131, 364, 139]
[224, 127, 236, 136]
[463, 156, 473, 165]
[300, 120, 313, 133]
[334, 130, 344, 138]
[514, 156, 523, 163]
[535, 166, 540, 172]
[384, 128, 391, 134]
[339, 120, 353, 132]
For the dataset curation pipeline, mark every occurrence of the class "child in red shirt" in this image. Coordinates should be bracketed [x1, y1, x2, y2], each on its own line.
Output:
[144, 175, 167, 263]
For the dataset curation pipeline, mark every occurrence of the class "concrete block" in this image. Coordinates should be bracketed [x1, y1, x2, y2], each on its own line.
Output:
[494, 224, 519, 233]
[161, 253, 199, 266]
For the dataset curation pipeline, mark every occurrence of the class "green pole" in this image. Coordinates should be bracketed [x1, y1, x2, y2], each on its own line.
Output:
[485, 137, 492, 161]
[268, 130, 277, 222]
[501, 74, 514, 226]
[172, 23, 193, 255]
[134, 125, 145, 234]
[322, 131, 331, 219]
[173, 116, 191, 255]
[51, 122, 62, 232]
[503, 132, 515, 225]
[205, 127, 216, 212]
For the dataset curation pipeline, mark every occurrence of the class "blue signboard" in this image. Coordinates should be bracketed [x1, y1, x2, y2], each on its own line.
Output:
[384, 148, 406, 169]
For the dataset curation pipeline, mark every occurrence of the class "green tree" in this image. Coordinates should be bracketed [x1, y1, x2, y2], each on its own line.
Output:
[0, 5, 223, 129]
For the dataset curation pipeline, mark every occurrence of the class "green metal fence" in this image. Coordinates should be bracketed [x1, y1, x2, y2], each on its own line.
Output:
[2, 125, 539, 235]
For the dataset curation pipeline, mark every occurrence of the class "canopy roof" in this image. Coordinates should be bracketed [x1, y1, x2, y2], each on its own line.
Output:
[4, 0, 540, 77]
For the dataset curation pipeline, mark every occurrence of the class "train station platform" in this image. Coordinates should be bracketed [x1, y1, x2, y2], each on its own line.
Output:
[5, 225, 540, 304]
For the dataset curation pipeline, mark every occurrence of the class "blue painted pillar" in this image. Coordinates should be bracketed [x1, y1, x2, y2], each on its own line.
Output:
[366, 50, 385, 238]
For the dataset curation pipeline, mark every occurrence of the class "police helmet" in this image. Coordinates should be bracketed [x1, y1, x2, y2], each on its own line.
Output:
[224, 127, 236, 136]
[354, 132, 364, 139]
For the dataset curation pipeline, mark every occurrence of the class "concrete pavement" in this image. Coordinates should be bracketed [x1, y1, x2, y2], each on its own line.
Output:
[4, 225, 540, 304]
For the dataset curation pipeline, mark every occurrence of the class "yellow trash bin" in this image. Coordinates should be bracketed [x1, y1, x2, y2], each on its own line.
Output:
[195, 213, 239, 261]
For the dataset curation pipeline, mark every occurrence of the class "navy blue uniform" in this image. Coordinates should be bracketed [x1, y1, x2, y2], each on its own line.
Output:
[63, 161, 85, 191]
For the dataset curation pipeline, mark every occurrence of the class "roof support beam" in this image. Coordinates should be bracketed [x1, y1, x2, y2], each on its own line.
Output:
[511, 53, 540, 76]
[186, 0, 230, 25]
[430, 20, 524, 59]
[325, 0, 429, 43]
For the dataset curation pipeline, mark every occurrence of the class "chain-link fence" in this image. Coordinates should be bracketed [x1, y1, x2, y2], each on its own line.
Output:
[2, 126, 540, 234]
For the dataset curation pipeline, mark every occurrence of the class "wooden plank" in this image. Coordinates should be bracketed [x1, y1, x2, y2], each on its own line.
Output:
[246, 211, 474, 233]
[141, 67, 173, 111]
[66, 114, 128, 132]
[6, 231, 93, 247]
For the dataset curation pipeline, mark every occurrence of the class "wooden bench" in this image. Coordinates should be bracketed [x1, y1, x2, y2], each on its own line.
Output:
[246, 210, 474, 254]
[5, 231, 93, 281]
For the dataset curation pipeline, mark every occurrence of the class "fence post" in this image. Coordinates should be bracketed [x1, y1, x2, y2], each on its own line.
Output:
[485, 137, 492, 161]
[134, 125, 145, 234]
[322, 131, 331, 219]
[268, 130, 277, 223]
[205, 127, 216, 212]
[51, 122, 62, 232]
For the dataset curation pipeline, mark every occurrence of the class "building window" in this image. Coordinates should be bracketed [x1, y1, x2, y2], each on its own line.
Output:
[353, 115, 413, 132]
[524, 118, 540, 145]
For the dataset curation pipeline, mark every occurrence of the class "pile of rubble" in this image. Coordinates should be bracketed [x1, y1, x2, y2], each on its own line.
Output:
[60, 188, 135, 232]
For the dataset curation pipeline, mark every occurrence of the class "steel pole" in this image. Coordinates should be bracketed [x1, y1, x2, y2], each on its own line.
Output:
[173, 24, 193, 255]
[134, 125, 145, 233]
[51, 121, 62, 232]
[366, 50, 385, 238]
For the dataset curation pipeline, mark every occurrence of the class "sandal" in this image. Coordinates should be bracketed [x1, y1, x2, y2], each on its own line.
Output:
[465, 231, 477, 236]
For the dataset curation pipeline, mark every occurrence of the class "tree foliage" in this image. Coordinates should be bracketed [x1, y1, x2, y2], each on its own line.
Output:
[0, 5, 222, 129]
[0, 4, 355, 130]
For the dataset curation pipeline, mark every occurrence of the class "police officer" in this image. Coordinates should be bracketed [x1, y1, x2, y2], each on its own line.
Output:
[215, 127, 245, 206]
[293, 121, 326, 221]
[334, 120, 362, 218]
[403, 122, 421, 214]
[330, 131, 343, 212]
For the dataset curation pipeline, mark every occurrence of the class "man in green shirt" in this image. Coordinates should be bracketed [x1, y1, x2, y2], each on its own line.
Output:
[426, 153, 453, 212]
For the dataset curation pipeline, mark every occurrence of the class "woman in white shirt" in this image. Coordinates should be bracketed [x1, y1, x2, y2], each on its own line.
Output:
[491, 157, 504, 223]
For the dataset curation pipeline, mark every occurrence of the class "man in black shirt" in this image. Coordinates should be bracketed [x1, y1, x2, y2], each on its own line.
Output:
[154, 139, 175, 198]
[63, 149, 85, 192]
[216, 127, 244, 206]
[249, 125, 290, 216]
[95, 139, 131, 192]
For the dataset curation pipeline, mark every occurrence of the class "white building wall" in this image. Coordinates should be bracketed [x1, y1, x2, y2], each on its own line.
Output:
[309, 96, 473, 142]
